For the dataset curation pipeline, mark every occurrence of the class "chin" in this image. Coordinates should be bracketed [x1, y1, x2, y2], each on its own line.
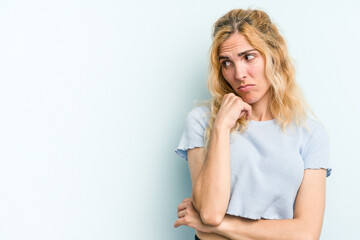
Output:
[241, 96, 258, 105]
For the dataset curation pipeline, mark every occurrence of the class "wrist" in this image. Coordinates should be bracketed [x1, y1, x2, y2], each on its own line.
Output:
[212, 215, 249, 238]
[213, 122, 230, 133]
[200, 223, 218, 234]
[211, 215, 235, 235]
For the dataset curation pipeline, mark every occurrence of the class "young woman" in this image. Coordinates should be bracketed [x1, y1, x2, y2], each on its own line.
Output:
[173, 8, 332, 240]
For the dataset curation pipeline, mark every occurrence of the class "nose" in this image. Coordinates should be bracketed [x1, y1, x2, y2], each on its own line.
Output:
[234, 61, 247, 82]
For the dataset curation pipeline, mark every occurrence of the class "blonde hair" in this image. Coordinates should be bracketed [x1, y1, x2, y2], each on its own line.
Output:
[201, 8, 316, 153]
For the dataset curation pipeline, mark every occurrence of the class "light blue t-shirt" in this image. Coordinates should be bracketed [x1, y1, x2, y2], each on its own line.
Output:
[174, 105, 332, 220]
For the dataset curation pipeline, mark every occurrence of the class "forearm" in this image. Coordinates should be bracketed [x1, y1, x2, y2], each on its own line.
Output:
[192, 125, 231, 224]
[210, 214, 309, 240]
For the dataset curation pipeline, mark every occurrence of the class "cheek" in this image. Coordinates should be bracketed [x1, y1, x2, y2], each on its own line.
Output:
[221, 69, 233, 83]
[249, 66, 261, 77]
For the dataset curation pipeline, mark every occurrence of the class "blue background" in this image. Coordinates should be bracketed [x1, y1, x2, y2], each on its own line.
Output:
[0, 0, 358, 239]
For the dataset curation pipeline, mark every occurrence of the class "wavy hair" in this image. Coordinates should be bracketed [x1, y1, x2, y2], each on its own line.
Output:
[200, 8, 315, 153]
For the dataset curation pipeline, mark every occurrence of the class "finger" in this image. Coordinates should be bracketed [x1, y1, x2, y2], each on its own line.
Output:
[238, 109, 246, 118]
[177, 202, 188, 212]
[245, 110, 251, 120]
[223, 93, 236, 105]
[242, 104, 252, 120]
[173, 218, 186, 228]
[242, 102, 252, 112]
[244, 109, 251, 120]
[177, 209, 186, 218]
[182, 197, 192, 203]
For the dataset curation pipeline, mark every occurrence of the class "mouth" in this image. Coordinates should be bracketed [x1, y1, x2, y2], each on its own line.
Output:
[238, 84, 255, 92]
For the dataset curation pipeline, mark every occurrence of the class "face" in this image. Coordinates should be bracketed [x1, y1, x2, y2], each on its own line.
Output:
[218, 32, 271, 106]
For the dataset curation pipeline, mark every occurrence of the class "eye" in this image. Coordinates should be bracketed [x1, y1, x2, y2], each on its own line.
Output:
[221, 61, 232, 68]
[245, 54, 255, 61]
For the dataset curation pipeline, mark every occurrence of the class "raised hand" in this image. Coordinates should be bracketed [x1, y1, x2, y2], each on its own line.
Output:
[214, 93, 252, 130]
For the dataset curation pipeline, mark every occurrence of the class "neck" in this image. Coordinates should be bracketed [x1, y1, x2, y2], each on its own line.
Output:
[250, 92, 273, 121]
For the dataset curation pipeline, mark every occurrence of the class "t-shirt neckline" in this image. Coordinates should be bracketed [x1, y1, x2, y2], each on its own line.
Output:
[249, 119, 276, 126]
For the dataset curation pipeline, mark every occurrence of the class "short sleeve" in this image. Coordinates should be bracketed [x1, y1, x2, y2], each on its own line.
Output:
[174, 106, 210, 161]
[302, 122, 332, 177]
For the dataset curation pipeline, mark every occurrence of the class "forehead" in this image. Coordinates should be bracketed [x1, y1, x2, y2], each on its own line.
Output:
[218, 32, 253, 55]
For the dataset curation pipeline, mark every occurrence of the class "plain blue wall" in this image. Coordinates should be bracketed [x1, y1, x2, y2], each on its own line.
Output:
[0, 0, 359, 239]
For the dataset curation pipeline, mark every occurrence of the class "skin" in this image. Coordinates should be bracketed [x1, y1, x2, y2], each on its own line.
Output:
[218, 32, 273, 121]
[174, 32, 327, 239]
[174, 169, 326, 240]
[175, 32, 272, 239]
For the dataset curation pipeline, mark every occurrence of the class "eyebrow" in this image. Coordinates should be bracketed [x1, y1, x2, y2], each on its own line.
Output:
[218, 48, 257, 60]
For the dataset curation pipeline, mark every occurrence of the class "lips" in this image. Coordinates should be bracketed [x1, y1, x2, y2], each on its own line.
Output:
[238, 84, 255, 92]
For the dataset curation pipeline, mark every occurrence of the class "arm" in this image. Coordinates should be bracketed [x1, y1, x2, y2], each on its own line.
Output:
[191, 94, 252, 226]
[209, 169, 327, 240]
[189, 124, 231, 226]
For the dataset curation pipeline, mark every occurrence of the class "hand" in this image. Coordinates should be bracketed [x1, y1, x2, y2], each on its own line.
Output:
[173, 197, 212, 233]
[214, 93, 253, 130]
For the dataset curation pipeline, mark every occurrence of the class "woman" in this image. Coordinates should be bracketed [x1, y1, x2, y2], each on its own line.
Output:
[173, 8, 332, 240]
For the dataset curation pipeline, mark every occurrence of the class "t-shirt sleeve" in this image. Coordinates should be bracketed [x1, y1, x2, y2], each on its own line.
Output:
[302, 122, 332, 177]
[174, 106, 209, 161]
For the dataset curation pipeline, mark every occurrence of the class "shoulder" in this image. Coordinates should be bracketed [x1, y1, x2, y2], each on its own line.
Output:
[301, 117, 329, 141]
[292, 116, 330, 157]
[299, 116, 332, 177]
[300, 117, 330, 157]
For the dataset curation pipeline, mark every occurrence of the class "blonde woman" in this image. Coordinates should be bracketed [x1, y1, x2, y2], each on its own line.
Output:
[173, 8, 332, 240]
